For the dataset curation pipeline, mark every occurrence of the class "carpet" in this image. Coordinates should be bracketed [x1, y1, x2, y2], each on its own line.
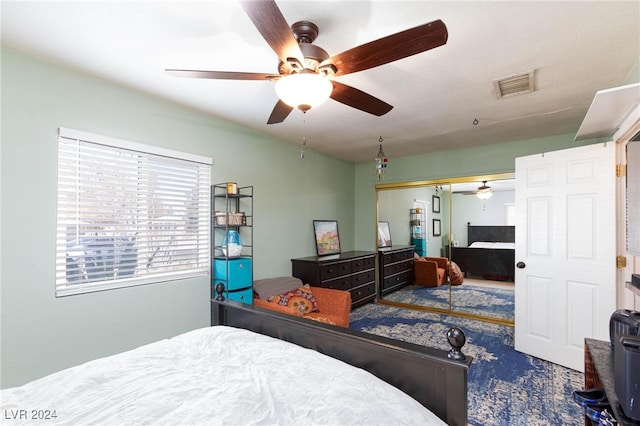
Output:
[383, 282, 515, 322]
[349, 303, 585, 426]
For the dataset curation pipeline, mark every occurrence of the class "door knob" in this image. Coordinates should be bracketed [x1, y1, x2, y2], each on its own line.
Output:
[516, 261, 526, 269]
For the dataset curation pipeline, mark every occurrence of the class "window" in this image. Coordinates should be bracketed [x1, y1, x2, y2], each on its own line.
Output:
[55, 128, 212, 296]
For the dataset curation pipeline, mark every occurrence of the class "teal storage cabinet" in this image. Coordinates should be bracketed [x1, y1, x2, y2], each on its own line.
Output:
[213, 258, 253, 304]
[412, 237, 427, 257]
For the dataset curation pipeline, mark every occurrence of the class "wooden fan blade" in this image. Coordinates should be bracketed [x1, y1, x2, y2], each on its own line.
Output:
[330, 81, 393, 116]
[239, 0, 304, 65]
[323, 19, 447, 77]
[166, 69, 279, 81]
[267, 99, 294, 124]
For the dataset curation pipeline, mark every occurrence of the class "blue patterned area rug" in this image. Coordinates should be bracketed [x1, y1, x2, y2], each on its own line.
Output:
[350, 303, 584, 426]
[383, 283, 515, 322]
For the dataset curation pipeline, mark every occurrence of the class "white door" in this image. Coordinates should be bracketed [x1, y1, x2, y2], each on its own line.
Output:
[514, 143, 616, 371]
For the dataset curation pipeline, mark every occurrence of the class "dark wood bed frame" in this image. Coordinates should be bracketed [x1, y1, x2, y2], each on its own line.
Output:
[212, 300, 471, 426]
[451, 224, 515, 280]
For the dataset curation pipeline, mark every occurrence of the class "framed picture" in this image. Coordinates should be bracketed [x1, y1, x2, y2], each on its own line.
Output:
[432, 195, 440, 213]
[377, 221, 392, 248]
[313, 220, 341, 256]
[432, 219, 441, 237]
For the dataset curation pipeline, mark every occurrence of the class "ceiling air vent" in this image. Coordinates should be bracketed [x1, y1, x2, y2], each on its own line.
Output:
[493, 70, 535, 99]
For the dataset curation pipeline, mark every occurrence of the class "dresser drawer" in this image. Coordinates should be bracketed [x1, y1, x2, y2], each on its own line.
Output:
[352, 269, 375, 287]
[383, 262, 403, 276]
[351, 282, 375, 304]
[352, 257, 365, 272]
[319, 262, 338, 280]
[400, 259, 414, 272]
[353, 255, 376, 272]
[383, 270, 411, 290]
[323, 275, 352, 291]
[337, 260, 352, 276]
[401, 249, 415, 260]
[390, 250, 412, 263]
[363, 255, 376, 270]
[391, 252, 402, 263]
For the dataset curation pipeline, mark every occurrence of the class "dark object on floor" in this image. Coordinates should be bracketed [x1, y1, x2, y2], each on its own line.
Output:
[572, 388, 607, 407]
[615, 335, 640, 421]
[584, 402, 613, 422]
[609, 309, 640, 348]
[448, 261, 464, 286]
[598, 409, 617, 426]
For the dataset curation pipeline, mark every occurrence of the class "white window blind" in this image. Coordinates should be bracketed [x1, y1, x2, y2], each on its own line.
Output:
[55, 128, 212, 296]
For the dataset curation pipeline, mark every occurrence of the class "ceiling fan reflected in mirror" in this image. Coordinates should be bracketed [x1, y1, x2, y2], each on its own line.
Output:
[453, 181, 495, 199]
[476, 181, 493, 200]
[165, 0, 448, 124]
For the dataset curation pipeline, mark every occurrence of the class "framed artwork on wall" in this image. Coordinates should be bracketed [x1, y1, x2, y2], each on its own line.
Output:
[377, 221, 392, 248]
[313, 220, 341, 256]
[432, 195, 440, 213]
[433, 219, 441, 237]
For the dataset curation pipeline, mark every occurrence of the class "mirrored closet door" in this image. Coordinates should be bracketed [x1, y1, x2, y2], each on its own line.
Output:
[376, 173, 516, 324]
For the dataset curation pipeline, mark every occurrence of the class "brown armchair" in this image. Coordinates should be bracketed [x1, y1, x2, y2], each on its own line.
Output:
[414, 256, 448, 287]
[253, 277, 352, 327]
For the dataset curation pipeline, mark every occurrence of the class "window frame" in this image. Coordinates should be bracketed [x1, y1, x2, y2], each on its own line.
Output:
[55, 127, 212, 296]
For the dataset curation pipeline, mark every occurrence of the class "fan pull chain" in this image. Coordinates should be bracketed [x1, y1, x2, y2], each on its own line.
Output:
[300, 111, 307, 159]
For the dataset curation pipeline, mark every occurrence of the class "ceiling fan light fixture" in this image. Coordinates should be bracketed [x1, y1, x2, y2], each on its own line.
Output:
[476, 181, 493, 200]
[275, 72, 332, 111]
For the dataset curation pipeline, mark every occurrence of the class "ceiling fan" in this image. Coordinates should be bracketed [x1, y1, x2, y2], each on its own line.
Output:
[166, 0, 448, 124]
[455, 181, 494, 200]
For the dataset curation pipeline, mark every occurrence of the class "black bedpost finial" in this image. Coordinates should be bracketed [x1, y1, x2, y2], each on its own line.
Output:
[447, 327, 467, 361]
[215, 283, 226, 301]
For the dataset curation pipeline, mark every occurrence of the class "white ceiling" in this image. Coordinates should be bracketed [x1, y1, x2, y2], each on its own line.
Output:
[2, 1, 639, 163]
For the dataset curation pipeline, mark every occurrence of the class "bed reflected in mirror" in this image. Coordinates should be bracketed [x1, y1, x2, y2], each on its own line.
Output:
[376, 173, 515, 324]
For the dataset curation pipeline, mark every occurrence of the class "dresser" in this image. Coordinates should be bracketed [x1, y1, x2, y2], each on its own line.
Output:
[291, 251, 377, 308]
[379, 245, 414, 296]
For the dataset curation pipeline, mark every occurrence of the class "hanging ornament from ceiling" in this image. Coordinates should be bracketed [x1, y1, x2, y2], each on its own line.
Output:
[375, 136, 388, 180]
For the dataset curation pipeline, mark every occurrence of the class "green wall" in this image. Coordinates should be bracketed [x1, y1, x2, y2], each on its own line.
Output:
[354, 134, 597, 250]
[0, 49, 355, 388]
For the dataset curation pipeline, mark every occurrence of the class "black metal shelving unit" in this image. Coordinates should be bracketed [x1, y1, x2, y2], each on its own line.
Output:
[211, 183, 253, 305]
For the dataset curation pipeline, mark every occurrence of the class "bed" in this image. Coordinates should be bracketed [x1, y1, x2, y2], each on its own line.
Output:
[451, 223, 515, 281]
[1, 300, 471, 426]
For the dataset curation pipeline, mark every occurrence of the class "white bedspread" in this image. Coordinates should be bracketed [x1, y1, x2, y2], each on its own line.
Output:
[468, 241, 515, 249]
[1, 326, 445, 425]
